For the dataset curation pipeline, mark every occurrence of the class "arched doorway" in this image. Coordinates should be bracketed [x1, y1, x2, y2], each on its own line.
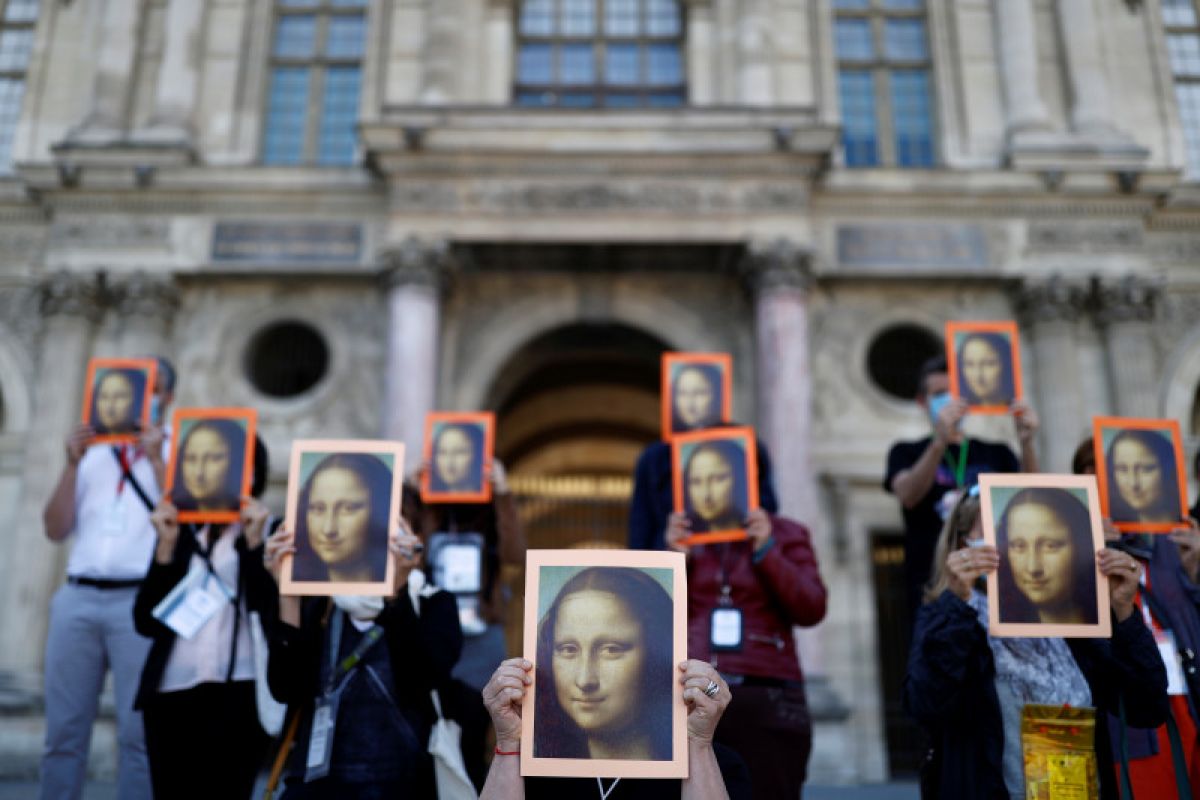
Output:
[490, 322, 666, 550]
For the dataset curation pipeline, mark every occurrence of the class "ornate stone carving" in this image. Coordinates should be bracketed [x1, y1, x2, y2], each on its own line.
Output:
[1093, 274, 1161, 325]
[110, 271, 180, 322]
[738, 238, 814, 293]
[50, 216, 170, 249]
[380, 237, 457, 292]
[38, 271, 103, 322]
[1010, 275, 1089, 325]
[1026, 221, 1143, 253]
[0, 284, 42, 353]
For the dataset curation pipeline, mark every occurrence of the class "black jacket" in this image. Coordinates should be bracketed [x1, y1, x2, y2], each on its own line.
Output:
[132, 525, 277, 710]
[904, 590, 1169, 800]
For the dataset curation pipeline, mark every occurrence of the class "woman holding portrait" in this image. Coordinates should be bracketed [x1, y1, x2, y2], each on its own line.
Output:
[170, 418, 246, 514]
[292, 453, 392, 584]
[905, 490, 1168, 800]
[1105, 429, 1184, 526]
[665, 450, 827, 800]
[956, 332, 1015, 407]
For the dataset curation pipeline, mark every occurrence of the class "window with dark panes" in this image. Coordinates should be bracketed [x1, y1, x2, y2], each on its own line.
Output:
[262, 0, 367, 166]
[1162, 0, 1200, 178]
[833, 0, 935, 168]
[0, 0, 37, 173]
[516, 0, 686, 108]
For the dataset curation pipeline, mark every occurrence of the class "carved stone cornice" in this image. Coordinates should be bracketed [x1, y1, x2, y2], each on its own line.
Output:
[1093, 275, 1162, 325]
[1011, 274, 1089, 326]
[110, 271, 180, 322]
[379, 237, 457, 293]
[738, 238, 814, 294]
[38, 271, 103, 322]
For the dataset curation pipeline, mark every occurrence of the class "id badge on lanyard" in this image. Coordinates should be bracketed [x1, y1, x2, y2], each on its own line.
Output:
[151, 561, 234, 640]
[710, 584, 743, 652]
[305, 692, 341, 781]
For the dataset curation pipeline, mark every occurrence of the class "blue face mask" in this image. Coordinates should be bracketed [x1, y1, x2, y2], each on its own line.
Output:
[149, 395, 161, 426]
[927, 391, 951, 426]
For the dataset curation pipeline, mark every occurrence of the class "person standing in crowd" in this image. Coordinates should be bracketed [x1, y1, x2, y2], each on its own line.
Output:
[1076, 437, 1200, 797]
[665, 480, 827, 800]
[132, 436, 275, 799]
[906, 490, 1168, 799]
[263, 516, 462, 798]
[884, 355, 1040, 616]
[39, 357, 176, 800]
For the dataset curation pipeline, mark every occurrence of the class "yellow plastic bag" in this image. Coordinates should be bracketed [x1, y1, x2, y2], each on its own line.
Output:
[1021, 704, 1098, 800]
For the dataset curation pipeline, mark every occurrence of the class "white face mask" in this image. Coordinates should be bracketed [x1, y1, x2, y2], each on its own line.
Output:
[149, 395, 162, 425]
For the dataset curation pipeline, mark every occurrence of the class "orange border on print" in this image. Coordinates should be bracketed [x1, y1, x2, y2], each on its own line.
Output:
[521, 549, 688, 779]
[979, 473, 1111, 639]
[163, 408, 258, 525]
[660, 352, 734, 441]
[420, 411, 496, 504]
[945, 321, 1024, 415]
[1092, 416, 1189, 534]
[671, 426, 759, 546]
[279, 439, 402, 597]
[81, 358, 159, 445]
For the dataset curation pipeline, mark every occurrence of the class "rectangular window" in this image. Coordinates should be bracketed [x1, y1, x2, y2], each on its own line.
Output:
[262, 0, 367, 166]
[515, 0, 685, 107]
[0, 0, 35, 173]
[1163, 1, 1200, 177]
[833, 0, 935, 168]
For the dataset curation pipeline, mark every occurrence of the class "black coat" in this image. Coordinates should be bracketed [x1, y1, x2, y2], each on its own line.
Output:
[904, 590, 1169, 800]
[132, 525, 277, 710]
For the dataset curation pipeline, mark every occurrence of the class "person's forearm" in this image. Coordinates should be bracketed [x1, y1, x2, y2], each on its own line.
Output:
[480, 750, 523, 800]
[892, 439, 946, 508]
[682, 741, 729, 800]
[278, 595, 300, 628]
[43, 465, 78, 542]
[1019, 438, 1039, 474]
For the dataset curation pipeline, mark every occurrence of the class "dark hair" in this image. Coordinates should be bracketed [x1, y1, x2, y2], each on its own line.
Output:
[90, 368, 146, 434]
[250, 436, 269, 499]
[996, 488, 1097, 624]
[1104, 429, 1182, 523]
[429, 423, 485, 493]
[293, 453, 392, 581]
[1071, 437, 1096, 476]
[170, 419, 247, 512]
[955, 332, 1014, 405]
[682, 439, 749, 532]
[154, 356, 177, 394]
[916, 355, 948, 400]
[533, 567, 673, 760]
[670, 363, 722, 433]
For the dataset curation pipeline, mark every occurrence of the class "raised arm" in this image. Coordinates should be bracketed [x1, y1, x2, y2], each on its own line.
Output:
[43, 424, 93, 542]
[480, 658, 533, 800]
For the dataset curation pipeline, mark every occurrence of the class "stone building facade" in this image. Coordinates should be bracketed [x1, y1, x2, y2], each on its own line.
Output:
[1, 0, 1200, 783]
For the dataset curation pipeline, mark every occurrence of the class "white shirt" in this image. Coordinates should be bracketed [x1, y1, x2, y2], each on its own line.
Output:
[159, 524, 256, 693]
[65, 433, 171, 581]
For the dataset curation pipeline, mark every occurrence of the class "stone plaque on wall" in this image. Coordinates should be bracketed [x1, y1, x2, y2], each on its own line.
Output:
[212, 221, 363, 265]
[836, 223, 990, 272]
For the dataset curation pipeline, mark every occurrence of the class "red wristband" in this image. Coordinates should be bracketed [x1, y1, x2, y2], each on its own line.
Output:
[495, 747, 520, 756]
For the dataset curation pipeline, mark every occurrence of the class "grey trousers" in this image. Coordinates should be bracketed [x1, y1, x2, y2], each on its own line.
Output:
[40, 582, 152, 800]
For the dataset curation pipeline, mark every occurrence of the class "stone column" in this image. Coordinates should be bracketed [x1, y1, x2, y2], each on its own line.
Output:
[381, 238, 453, 471]
[737, 0, 774, 106]
[1, 272, 102, 673]
[112, 271, 180, 357]
[1013, 276, 1090, 473]
[991, 0, 1050, 138]
[683, 0, 716, 106]
[483, 0, 515, 104]
[69, 0, 144, 143]
[139, 0, 207, 145]
[1055, 0, 1116, 137]
[1095, 276, 1161, 418]
[741, 239, 825, 675]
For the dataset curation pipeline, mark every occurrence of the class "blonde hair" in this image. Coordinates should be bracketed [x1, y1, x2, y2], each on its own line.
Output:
[923, 492, 982, 604]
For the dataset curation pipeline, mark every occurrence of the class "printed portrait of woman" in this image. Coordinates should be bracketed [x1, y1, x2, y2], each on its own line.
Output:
[995, 487, 1098, 626]
[682, 439, 749, 533]
[670, 363, 723, 434]
[955, 331, 1015, 407]
[430, 422, 485, 495]
[169, 418, 247, 514]
[1104, 428, 1184, 527]
[292, 452, 393, 584]
[89, 368, 146, 435]
[534, 566, 674, 761]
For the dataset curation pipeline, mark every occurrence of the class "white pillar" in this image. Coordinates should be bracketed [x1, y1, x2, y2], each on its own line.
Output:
[1096, 277, 1161, 418]
[70, 0, 143, 143]
[737, 0, 774, 106]
[992, 0, 1050, 137]
[1, 273, 102, 674]
[381, 239, 450, 471]
[139, 0, 207, 144]
[421, 0, 460, 103]
[684, 0, 716, 106]
[1015, 277, 1090, 472]
[1055, 0, 1116, 136]
[483, 0, 515, 105]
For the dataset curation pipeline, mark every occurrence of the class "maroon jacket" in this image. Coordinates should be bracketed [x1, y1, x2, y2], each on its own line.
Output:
[686, 515, 827, 680]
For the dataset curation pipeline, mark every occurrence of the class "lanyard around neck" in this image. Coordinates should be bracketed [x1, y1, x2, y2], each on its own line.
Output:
[942, 437, 970, 488]
[597, 778, 621, 799]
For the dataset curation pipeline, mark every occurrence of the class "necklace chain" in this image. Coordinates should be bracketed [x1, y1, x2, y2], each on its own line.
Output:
[597, 777, 621, 799]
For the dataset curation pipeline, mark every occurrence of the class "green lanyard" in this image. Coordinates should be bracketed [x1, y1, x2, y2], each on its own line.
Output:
[942, 437, 970, 488]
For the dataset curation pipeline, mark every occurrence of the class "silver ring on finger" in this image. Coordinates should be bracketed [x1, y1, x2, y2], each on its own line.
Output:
[703, 679, 720, 698]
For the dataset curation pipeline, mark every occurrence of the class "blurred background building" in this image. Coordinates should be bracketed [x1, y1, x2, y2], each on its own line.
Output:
[0, 0, 1199, 784]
